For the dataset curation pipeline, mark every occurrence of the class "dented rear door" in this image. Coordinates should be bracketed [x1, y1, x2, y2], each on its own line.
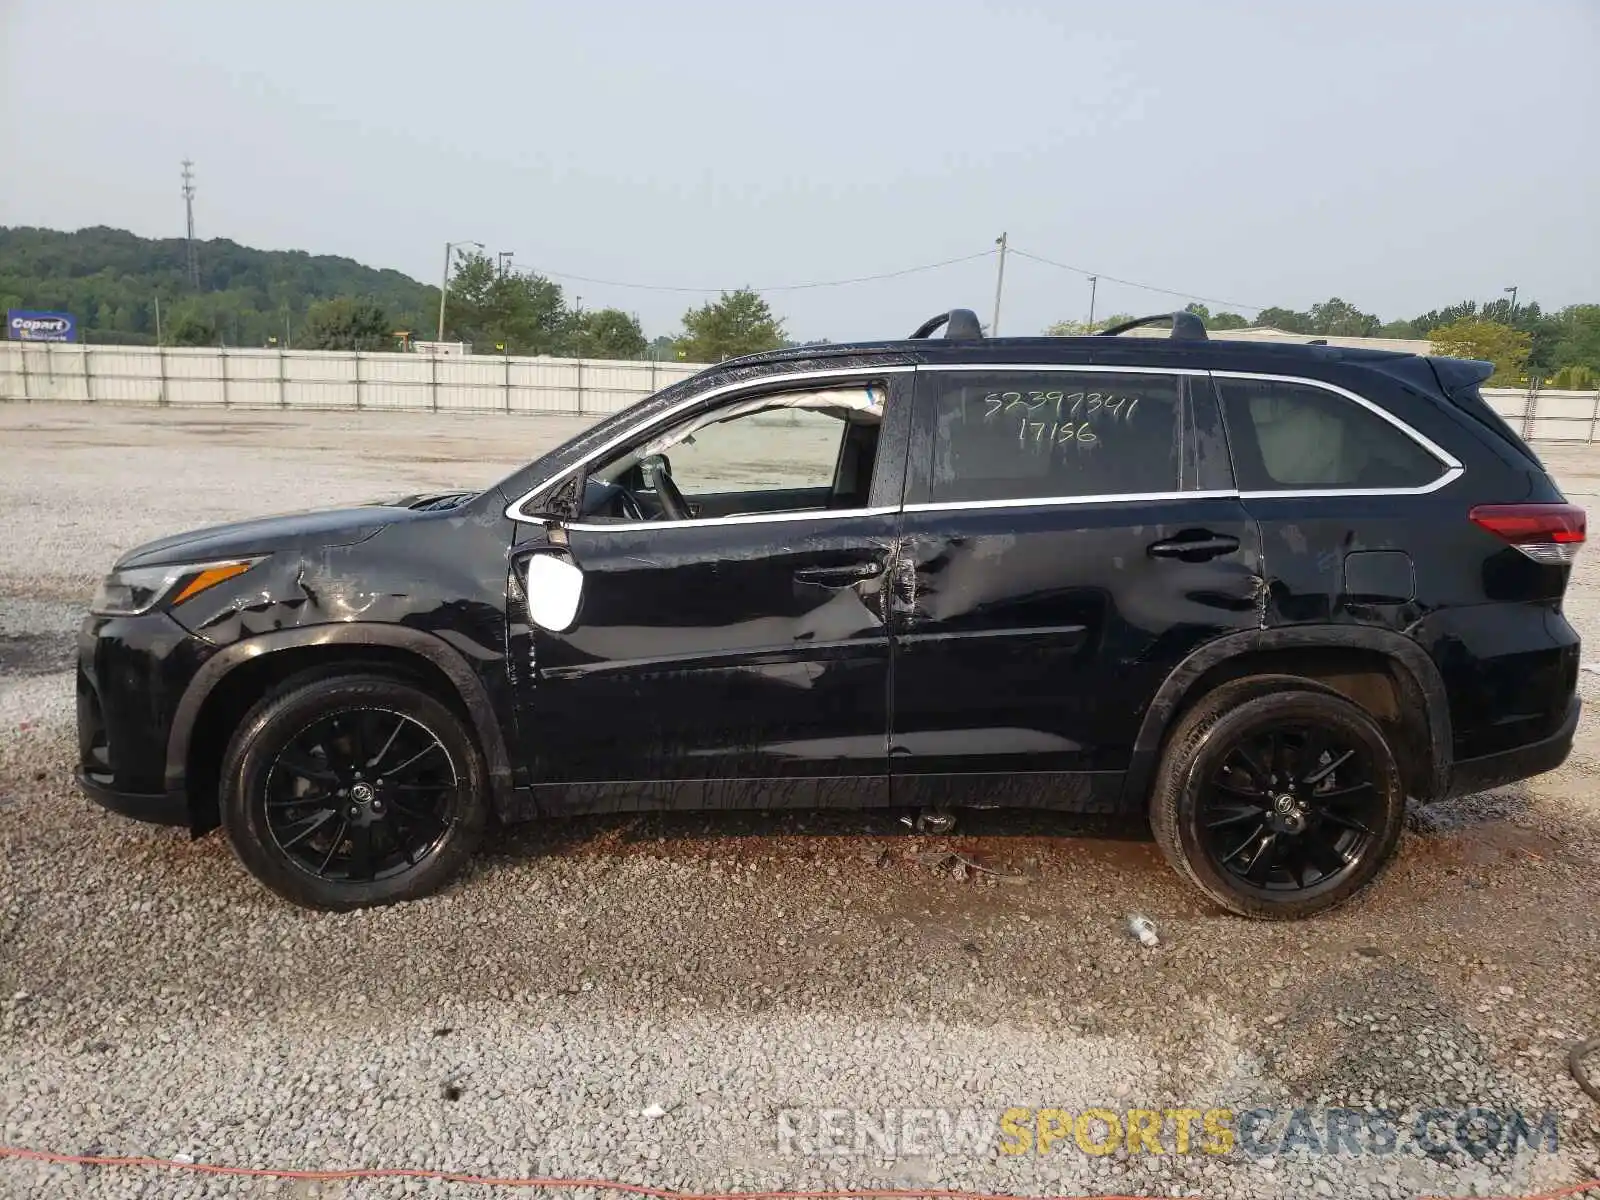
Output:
[887, 363, 1264, 811]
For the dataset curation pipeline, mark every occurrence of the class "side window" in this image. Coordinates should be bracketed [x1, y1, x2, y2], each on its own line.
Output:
[928, 372, 1185, 503]
[1217, 378, 1446, 491]
[584, 384, 887, 521]
[667, 407, 846, 495]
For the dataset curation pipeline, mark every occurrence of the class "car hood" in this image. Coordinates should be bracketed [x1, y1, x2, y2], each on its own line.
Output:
[113, 492, 471, 570]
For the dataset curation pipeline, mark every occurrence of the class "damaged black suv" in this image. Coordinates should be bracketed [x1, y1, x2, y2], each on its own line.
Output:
[78, 309, 1583, 917]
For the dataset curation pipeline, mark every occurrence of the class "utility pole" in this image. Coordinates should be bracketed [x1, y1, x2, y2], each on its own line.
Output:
[181, 160, 200, 290]
[1087, 275, 1099, 328]
[437, 239, 484, 341]
[153, 294, 163, 345]
[1504, 285, 1519, 318]
[991, 232, 1008, 336]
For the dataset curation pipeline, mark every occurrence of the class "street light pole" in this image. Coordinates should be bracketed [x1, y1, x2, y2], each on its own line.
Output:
[437, 239, 484, 342]
[1504, 285, 1519, 318]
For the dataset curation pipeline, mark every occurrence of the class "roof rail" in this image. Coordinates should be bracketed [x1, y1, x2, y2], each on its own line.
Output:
[1098, 312, 1209, 341]
[909, 309, 983, 341]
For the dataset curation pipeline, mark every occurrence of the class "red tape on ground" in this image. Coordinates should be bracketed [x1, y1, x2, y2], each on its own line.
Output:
[1, 1143, 1597, 1199]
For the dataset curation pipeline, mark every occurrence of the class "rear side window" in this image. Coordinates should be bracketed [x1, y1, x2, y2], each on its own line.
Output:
[928, 372, 1185, 503]
[1217, 378, 1447, 491]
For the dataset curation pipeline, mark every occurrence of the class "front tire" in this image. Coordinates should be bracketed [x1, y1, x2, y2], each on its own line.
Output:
[220, 674, 488, 910]
[1150, 677, 1406, 919]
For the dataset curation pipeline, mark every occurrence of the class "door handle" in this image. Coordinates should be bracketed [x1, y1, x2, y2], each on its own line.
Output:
[1147, 532, 1241, 562]
[794, 562, 884, 587]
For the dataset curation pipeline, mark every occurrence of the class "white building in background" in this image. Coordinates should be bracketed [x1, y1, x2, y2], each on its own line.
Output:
[1123, 325, 1433, 355]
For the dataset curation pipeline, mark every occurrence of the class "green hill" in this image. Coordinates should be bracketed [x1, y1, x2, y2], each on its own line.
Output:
[0, 225, 437, 346]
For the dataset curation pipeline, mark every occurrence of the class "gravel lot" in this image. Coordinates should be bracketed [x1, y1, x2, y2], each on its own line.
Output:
[2, 402, 1598, 1200]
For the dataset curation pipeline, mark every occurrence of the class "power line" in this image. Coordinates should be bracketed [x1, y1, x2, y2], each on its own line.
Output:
[529, 249, 997, 295]
[1007, 246, 1263, 314]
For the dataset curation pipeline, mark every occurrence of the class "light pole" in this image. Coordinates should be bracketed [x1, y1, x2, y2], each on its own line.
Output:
[438, 239, 484, 341]
[1504, 285, 1518, 318]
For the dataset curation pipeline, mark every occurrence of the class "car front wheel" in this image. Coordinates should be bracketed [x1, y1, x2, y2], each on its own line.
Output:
[1150, 677, 1407, 920]
[220, 673, 488, 910]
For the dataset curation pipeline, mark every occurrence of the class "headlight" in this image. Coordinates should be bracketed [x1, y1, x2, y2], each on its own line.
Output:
[90, 558, 262, 617]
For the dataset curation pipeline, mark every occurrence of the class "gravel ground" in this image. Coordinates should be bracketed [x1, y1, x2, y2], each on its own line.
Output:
[1, 403, 1598, 1200]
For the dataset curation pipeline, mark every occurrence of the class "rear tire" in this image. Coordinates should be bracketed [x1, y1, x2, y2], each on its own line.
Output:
[1149, 677, 1406, 920]
[220, 673, 487, 910]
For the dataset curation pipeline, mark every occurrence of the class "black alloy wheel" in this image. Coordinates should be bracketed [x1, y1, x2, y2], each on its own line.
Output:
[1197, 721, 1385, 894]
[221, 673, 488, 910]
[1150, 677, 1407, 919]
[265, 708, 457, 883]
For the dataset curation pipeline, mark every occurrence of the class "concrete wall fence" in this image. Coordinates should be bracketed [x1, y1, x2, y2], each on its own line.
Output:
[0, 342, 708, 418]
[4, 342, 1600, 443]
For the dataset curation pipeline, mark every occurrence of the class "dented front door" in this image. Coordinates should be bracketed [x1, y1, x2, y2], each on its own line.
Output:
[515, 515, 898, 807]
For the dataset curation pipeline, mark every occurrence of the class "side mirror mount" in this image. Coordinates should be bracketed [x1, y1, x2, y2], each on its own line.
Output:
[525, 552, 584, 633]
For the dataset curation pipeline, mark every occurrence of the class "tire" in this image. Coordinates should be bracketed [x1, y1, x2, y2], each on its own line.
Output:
[1149, 676, 1406, 920]
[220, 673, 488, 910]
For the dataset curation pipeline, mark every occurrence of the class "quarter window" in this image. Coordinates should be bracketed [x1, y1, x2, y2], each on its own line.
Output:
[928, 372, 1185, 503]
[1216, 379, 1446, 491]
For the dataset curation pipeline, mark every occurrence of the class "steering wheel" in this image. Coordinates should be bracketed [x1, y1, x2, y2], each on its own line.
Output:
[616, 487, 647, 522]
[641, 455, 692, 521]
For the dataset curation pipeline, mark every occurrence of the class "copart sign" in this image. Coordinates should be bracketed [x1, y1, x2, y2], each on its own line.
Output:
[7, 310, 77, 342]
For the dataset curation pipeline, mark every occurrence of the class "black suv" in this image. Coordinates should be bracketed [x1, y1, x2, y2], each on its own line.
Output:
[77, 310, 1583, 917]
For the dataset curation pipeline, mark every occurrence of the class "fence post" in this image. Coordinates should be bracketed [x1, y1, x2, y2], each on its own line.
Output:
[157, 343, 168, 406]
[1589, 390, 1600, 445]
[278, 344, 288, 409]
[575, 358, 584, 416]
[1521, 379, 1538, 440]
[18, 341, 30, 402]
[81, 343, 94, 403]
[353, 352, 362, 411]
[220, 347, 230, 407]
[430, 352, 438, 412]
[504, 349, 512, 414]
[650, 356, 657, 395]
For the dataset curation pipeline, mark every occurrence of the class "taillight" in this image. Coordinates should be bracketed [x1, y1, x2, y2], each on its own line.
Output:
[1469, 503, 1586, 564]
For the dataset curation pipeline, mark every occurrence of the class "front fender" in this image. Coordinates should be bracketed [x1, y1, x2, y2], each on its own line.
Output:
[165, 623, 516, 822]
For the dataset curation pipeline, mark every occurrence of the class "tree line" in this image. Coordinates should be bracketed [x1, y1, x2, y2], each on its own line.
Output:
[4, 226, 1597, 385]
[1048, 298, 1600, 388]
[0, 226, 793, 363]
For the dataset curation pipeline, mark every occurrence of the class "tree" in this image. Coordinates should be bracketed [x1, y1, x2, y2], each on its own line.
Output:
[1254, 306, 1314, 334]
[1429, 319, 1532, 385]
[647, 334, 683, 361]
[1548, 305, 1600, 375]
[1209, 312, 1252, 331]
[1043, 314, 1133, 336]
[1549, 365, 1598, 390]
[440, 251, 572, 355]
[299, 298, 394, 350]
[1308, 297, 1380, 337]
[167, 309, 218, 346]
[1409, 301, 1480, 338]
[675, 288, 785, 362]
[569, 308, 647, 359]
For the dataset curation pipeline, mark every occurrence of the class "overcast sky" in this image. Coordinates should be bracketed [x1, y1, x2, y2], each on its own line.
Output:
[3, 0, 1596, 342]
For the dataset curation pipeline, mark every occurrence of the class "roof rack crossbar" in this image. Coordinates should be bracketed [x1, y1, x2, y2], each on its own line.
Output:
[1098, 312, 1209, 341]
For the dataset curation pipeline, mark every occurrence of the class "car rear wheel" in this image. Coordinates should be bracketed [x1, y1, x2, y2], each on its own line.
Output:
[220, 673, 487, 910]
[1150, 677, 1406, 919]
